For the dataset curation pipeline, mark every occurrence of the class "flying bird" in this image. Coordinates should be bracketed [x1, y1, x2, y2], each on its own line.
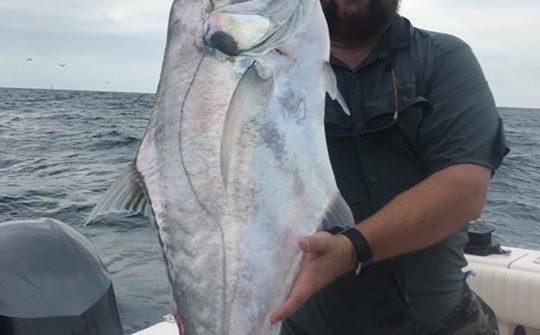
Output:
[104, 81, 110, 84]
[58, 63, 66, 67]
[26, 58, 33, 62]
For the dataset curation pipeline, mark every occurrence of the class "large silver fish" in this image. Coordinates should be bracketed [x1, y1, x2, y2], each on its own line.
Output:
[86, 0, 354, 334]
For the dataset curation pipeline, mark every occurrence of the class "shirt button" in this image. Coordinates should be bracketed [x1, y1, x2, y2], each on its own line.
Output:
[368, 176, 379, 184]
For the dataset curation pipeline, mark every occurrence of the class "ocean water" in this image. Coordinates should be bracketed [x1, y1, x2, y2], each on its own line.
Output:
[1, 87, 539, 333]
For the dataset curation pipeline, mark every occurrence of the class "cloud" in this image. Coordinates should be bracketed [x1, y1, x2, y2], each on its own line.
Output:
[0, 0, 171, 93]
[400, 0, 540, 108]
[0, 0, 171, 35]
[1, 0, 539, 107]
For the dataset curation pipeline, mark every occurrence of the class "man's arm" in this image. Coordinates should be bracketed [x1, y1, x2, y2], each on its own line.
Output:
[270, 163, 491, 323]
[361, 163, 490, 262]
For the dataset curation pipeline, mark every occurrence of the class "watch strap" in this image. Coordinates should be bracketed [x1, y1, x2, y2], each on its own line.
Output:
[340, 227, 373, 274]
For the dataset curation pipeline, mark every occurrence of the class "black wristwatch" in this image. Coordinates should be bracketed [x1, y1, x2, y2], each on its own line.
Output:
[339, 227, 373, 275]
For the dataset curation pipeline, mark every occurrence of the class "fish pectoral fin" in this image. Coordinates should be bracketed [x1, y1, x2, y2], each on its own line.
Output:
[323, 62, 350, 116]
[84, 162, 152, 226]
[321, 194, 355, 231]
[221, 64, 274, 188]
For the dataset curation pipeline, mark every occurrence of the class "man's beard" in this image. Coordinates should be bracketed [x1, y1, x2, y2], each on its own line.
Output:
[322, 0, 400, 41]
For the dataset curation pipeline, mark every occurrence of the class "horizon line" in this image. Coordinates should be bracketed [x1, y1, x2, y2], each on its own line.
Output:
[1, 85, 538, 110]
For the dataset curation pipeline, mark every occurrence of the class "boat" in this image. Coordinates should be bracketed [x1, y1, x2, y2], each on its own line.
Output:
[132, 246, 540, 335]
[465, 246, 540, 335]
[133, 315, 179, 335]
[132, 315, 177, 335]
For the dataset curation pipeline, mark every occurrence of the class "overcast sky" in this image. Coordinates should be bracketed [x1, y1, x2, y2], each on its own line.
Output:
[1, 0, 539, 108]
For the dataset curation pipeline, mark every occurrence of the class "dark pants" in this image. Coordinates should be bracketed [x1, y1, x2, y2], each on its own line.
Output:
[280, 285, 499, 335]
[429, 286, 499, 335]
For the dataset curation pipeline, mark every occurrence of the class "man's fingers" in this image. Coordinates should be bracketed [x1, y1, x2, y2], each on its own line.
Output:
[270, 232, 335, 324]
[269, 289, 309, 324]
[270, 271, 315, 324]
[299, 232, 331, 253]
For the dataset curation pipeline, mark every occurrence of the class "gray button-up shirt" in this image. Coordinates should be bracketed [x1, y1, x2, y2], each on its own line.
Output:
[285, 15, 509, 335]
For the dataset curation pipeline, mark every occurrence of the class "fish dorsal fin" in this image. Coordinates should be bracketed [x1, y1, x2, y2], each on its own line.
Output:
[321, 194, 355, 231]
[323, 62, 350, 115]
[84, 162, 152, 226]
[221, 63, 274, 188]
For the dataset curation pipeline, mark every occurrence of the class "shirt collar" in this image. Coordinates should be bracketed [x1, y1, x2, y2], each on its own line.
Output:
[330, 15, 413, 71]
[390, 15, 413, 49]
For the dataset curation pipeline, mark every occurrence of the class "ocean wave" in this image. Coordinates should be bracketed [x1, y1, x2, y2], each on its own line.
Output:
[1, 88, 538, 332]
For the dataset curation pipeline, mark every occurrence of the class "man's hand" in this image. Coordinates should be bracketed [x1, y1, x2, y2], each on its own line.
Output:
[269, 164, 491, 324]
[269, 231, 357, 324]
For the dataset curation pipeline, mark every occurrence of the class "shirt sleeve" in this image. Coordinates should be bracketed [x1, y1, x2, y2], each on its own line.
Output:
[419, 42, 510, 175]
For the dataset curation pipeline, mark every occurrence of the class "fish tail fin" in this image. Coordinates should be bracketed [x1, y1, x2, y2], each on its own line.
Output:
[84, 162, 152, 226]
[323, 62, 350, 115]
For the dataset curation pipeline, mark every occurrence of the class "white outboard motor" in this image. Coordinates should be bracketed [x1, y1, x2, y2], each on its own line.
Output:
[0, 218, 123, 335]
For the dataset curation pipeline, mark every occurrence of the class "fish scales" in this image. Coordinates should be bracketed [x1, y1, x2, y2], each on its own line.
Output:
[86, 0, 354, 334]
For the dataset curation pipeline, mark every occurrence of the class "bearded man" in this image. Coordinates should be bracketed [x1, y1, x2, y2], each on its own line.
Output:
[271, 1, 508, 334]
